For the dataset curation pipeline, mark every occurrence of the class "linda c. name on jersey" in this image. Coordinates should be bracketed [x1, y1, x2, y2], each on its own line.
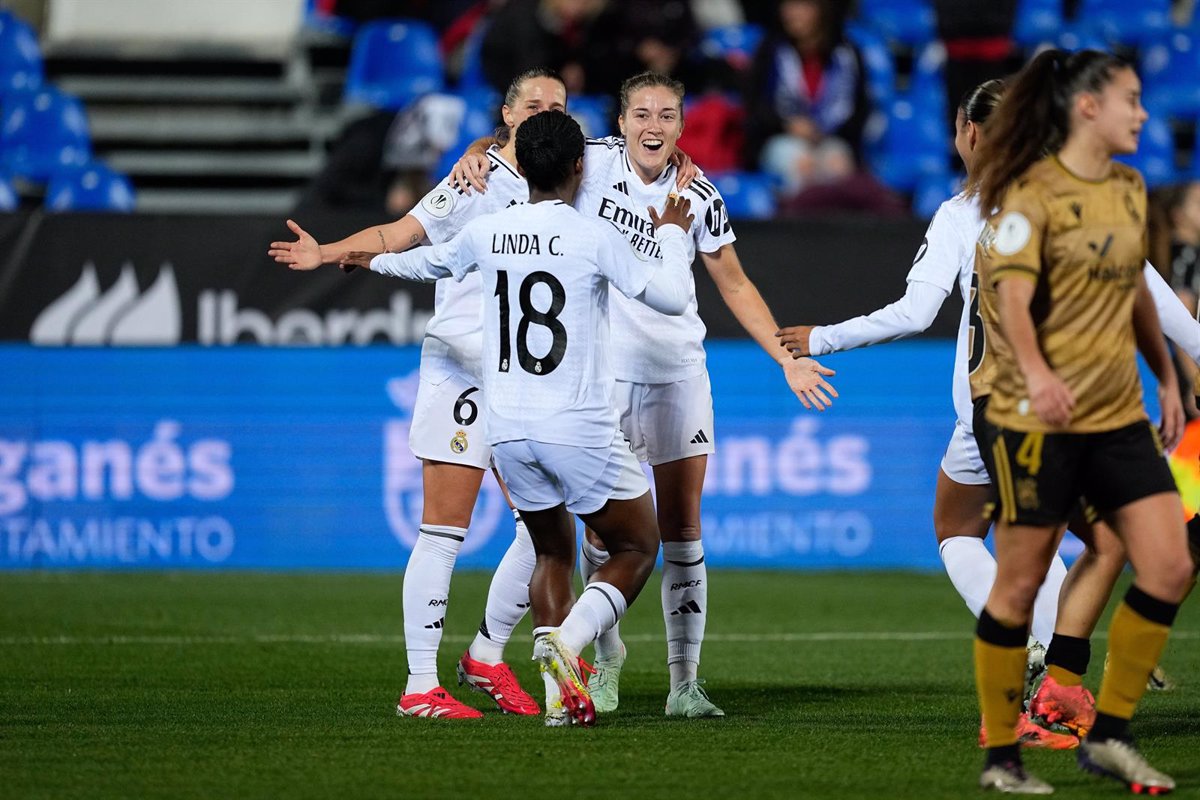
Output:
[491, 232, 565, 256]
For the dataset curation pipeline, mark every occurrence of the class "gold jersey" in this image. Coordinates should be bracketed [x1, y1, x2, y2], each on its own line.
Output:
[978, 155, 1149, 433]
[968, 236, 1003, 401]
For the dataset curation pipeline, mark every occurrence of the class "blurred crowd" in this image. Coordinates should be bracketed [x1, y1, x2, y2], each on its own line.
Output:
[305, 0, 1199, 220]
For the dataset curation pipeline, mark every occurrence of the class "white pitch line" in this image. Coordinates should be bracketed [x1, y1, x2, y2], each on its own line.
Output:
[1, 631, 1197, 646]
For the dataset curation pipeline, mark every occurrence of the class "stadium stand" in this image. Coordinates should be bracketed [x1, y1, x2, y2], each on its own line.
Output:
[0, 86, 90, 183]
[343, 20, 443, 111]
[710, 170, 777, 220]
[0, 8, 43, 92]
[0, 0, 1197, 218]
[45, 161, 135, 211]
[0, 173, 16, 211]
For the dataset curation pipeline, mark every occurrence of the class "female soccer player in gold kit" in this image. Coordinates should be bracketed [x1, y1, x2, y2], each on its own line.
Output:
[969, 49, 1193, 794]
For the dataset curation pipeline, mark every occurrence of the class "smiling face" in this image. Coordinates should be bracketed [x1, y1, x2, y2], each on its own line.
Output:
[501, 77, 568, 135]
[1075, 66, 1147, 157]
[618, 85, 684, 181]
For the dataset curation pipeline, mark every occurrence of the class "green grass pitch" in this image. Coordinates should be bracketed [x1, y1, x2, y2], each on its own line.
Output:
[1, 571, 1197, 799]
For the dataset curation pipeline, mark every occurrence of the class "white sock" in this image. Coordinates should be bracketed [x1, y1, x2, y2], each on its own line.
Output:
[533, 626, 560, 706]
[938, 536, 996, 618]
[402, 524, 464, 695]
[662, 540, 706, 687]
[1030, 552, 1067, 647]
[579, 538, 623, 660]
[469, 510, 535, 665]
[558, 582, 627, 655]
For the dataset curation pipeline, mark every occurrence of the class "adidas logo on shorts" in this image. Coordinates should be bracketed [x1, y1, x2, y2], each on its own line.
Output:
[689, 430, 709, 445]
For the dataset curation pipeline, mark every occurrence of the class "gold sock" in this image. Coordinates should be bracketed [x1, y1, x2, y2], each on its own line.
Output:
[1046, 664, 1083, 687]
[976, 637, 1026, 748]
[1096, 601, 1171, 720]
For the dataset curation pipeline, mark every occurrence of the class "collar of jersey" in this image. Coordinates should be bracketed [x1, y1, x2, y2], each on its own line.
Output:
[487, 145, 522, 180]
[1051, 154, 1113, 185]
[623, 145, 675, 189]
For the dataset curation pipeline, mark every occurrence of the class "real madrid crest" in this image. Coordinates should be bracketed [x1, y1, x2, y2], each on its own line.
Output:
[1016, 477, 1039, 510]
[450, 429, 468, 454]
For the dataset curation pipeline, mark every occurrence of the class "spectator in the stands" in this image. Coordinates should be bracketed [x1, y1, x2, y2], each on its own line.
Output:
[1149, 180, 1200, 418]
[329, 0, 483, 32]
[744, 0, 868, 198]
[296, 94, 468, 217]
[1151, 181, 1200, 315]
[933, 0, 1019, 132]
[480, 0, 621, 95]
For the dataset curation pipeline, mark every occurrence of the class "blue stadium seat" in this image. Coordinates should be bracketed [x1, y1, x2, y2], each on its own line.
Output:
[709, 171, 776, 220]
[0, 173, 17, 211]
[845, 23, 895, 106]
[430, 89, 500, 180]
[1055, 25, 1111, 53]
[0, 11, 43, 93]
[699, 23, 764, 68]
[1140, 32, 1200, 119]
[1082, 0, 1171, 46]
[910, 42, 947, 117]
[45, 163, 136, 212]
[567, 95, 614, 139]
[344, 20, 444, 111]
[1013, 0, 1064, 48]
[1115, 117, 1176, 187]
[868, 97, 950, 192]
[856, 0, 936, 47]
[913, 171, 963, 219]
[0, 88, 91, 183]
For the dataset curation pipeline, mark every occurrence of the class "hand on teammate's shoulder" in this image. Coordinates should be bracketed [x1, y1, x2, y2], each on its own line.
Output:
[649, 195, 693, 232]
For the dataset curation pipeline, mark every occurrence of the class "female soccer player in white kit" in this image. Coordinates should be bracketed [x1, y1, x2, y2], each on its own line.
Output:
[455, 71, 839, 717]
[347, 110, 699, 727]
[270, 69, 569, 719]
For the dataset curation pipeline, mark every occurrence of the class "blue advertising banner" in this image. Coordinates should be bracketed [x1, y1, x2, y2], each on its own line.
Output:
[2, 341, 1156, 571]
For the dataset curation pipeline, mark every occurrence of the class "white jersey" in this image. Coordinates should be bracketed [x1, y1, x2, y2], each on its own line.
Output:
[407, 145, 528, 383]
[372, 201, 691, 447]
[575, 136, 737, 383]
[811, 192, 984, 429]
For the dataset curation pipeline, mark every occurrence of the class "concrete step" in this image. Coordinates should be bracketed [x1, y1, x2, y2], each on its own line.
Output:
[105, 150, 324, 179]
[59, 75, 313, 104]
[133, 187, 300, 214]
[88, 108, 341, 145]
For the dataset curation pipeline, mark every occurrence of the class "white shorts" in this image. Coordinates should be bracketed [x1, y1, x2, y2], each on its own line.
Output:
[492, 430, 649, 515]
[408, 373, 492, 470]
[939, 419, 989, 486]
[615, 373, 716, 466]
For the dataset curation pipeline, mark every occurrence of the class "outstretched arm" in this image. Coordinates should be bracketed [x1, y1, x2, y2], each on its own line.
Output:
[1145, 262, 1200, 363]
[701, 244, 837, 410]
[777, 280, 950, 357]
[269, 216, 428, 271]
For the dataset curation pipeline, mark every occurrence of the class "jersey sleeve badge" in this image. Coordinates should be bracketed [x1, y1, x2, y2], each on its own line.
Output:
[993, 212, 1032, 256]
[422, 187, 457, 219]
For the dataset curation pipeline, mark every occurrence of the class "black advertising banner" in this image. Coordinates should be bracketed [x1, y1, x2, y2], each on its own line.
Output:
[0, 213, 954, 344]
[1, 213, 435, 346]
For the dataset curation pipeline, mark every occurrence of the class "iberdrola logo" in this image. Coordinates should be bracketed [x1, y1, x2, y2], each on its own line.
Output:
[382, 370, 507, 554]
